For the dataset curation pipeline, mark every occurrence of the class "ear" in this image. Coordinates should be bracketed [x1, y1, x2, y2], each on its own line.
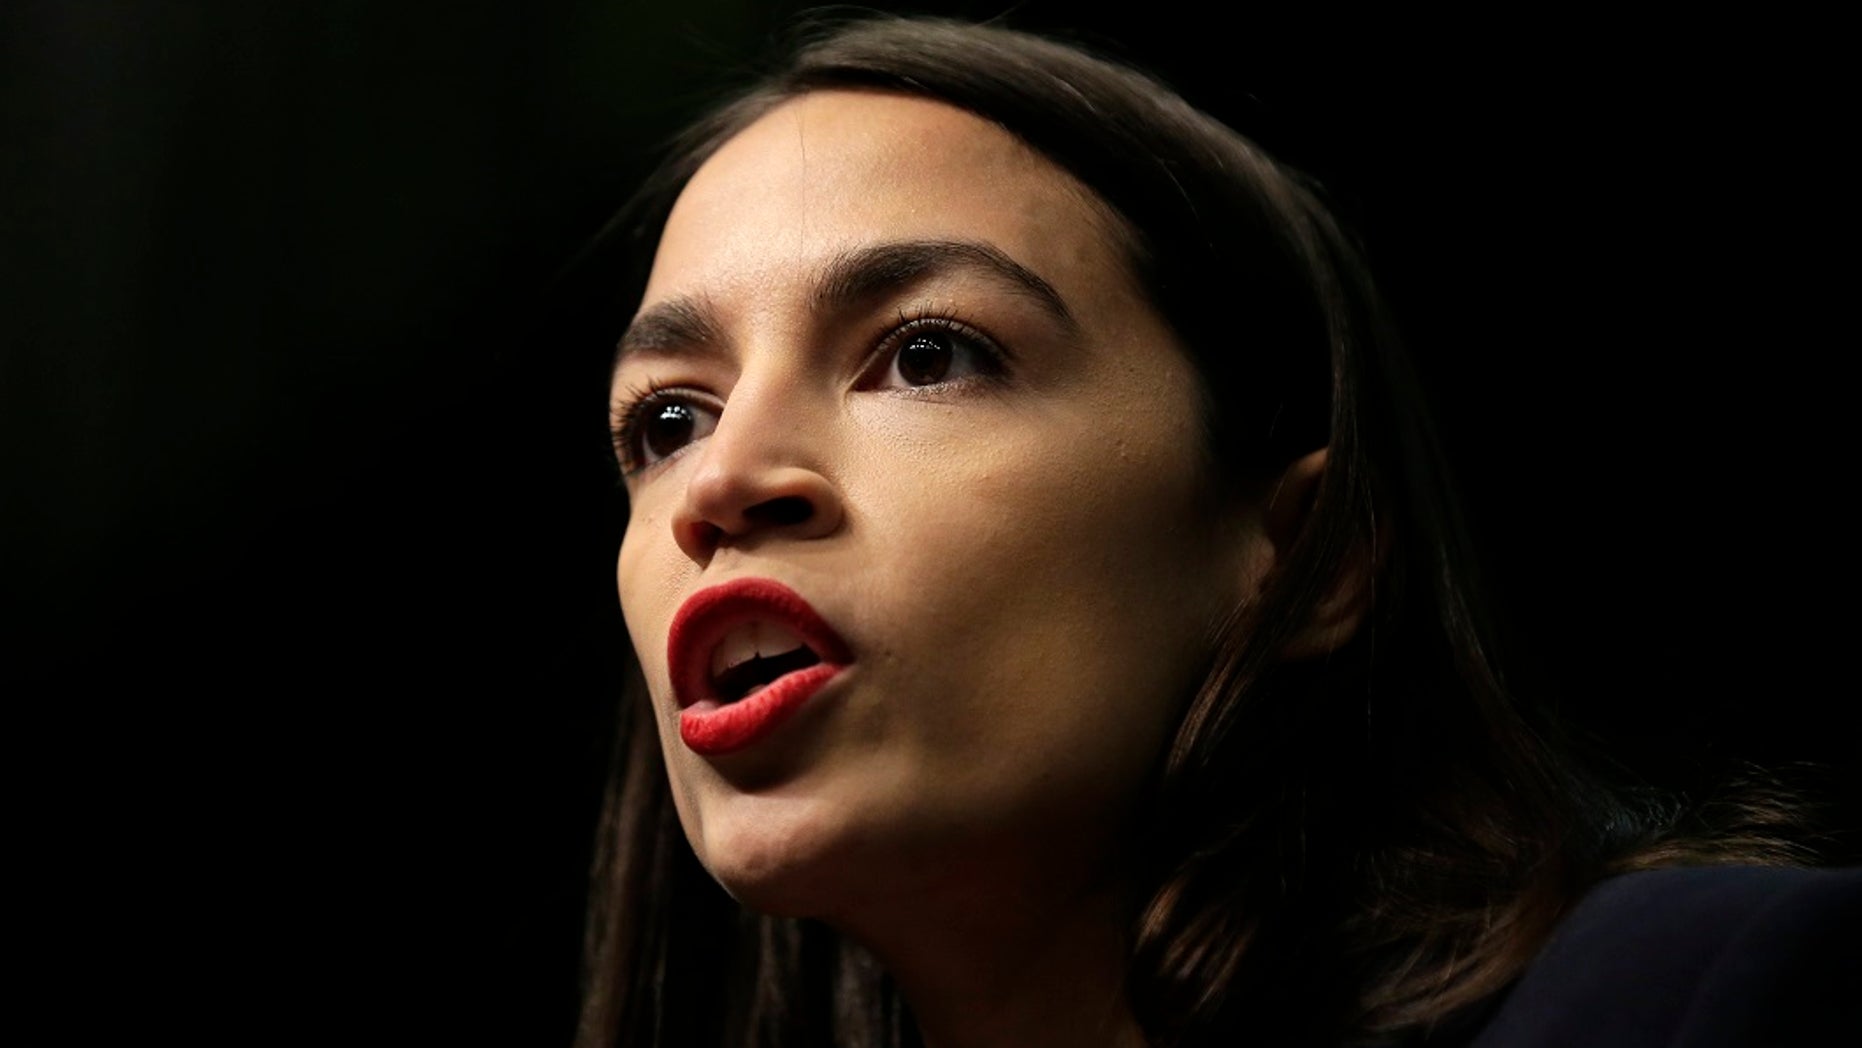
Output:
[1258, 448, 1379, 661]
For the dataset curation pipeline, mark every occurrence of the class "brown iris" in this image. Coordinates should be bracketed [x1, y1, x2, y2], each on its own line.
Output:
[896, 331, 955, 385]
[644, 402, 698, 459]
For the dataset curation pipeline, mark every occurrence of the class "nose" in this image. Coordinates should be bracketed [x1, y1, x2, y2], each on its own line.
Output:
[671, 376, 844, 565]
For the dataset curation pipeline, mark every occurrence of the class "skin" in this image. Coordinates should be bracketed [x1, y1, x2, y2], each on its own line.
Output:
[612, 90, 1290, 1048]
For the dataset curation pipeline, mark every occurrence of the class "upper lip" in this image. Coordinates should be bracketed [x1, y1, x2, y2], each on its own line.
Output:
[666, 578, 854, 709]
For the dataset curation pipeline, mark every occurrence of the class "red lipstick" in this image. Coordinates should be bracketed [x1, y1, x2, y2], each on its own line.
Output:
[666, 578, 853, 756]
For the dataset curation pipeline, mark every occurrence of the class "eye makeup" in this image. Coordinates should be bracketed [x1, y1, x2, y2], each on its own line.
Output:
[609, 379, 720, 477]
[609, 301, 1019, 477]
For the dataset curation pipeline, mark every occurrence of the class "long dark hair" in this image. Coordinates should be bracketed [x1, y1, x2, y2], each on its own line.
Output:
[575, 16, 1808, 1048]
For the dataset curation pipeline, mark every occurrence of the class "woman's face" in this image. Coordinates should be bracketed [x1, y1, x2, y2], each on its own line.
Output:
[612, 90, 1268, 920]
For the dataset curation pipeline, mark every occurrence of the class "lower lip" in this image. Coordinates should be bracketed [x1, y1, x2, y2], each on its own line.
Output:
[679, 662, 846, 756]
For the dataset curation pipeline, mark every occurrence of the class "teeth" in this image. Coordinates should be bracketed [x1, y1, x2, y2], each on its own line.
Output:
[710, 620, 809, 680]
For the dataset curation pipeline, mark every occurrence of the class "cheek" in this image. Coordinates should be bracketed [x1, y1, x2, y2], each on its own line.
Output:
[616, 498, 689, 669]
[616, 499, 695, 783]
[844, 396, 1229, 822]
[619, 511, 733, 876]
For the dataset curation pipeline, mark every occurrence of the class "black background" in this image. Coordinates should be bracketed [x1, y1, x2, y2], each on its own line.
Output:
[6, 2, 1854, 1042]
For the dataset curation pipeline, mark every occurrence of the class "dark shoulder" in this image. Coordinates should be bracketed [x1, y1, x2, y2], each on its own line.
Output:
[1453, 865, 1862, 1048]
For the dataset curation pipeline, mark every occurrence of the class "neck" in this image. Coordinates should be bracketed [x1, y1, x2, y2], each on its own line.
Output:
[827, 846, 1147, 1048]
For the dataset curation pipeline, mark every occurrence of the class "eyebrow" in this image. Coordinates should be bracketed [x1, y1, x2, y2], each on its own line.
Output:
[613, 294, 727, 364]
[613, 238, 1077, 369]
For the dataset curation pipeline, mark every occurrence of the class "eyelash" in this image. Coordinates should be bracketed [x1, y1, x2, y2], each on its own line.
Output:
[869, 307, 1008, 386]
[609, 377, 698, 478]
[608, 308, 1010, 478]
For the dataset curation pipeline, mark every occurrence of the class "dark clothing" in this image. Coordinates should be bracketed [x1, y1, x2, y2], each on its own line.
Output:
[1436, 865, 1862, 1047]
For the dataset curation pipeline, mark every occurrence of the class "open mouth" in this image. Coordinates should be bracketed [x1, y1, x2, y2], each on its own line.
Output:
[666, 578, 853, 755]
[709, 620, 825, 703]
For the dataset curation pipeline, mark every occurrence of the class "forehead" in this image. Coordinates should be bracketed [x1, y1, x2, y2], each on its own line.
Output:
[642, 90, 1129, 307]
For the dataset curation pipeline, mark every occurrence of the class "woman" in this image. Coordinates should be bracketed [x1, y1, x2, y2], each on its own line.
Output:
[579, 16, 1855, 1047]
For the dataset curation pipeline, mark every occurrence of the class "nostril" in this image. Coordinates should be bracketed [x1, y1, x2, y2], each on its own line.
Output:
[687, 520, 723, 553]
[745, 495, 813, 528]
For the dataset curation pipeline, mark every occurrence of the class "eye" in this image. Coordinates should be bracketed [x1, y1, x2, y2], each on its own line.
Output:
[611, 386, 719, 475]
[874, 319, 1006, 390]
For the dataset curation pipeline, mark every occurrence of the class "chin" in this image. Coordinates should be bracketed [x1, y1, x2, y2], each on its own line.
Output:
[684, 788, 873, 918]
